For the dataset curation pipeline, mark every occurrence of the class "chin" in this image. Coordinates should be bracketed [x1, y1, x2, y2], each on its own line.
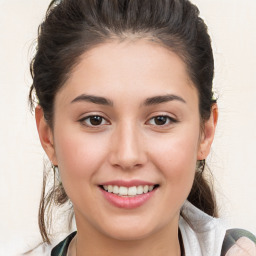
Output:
[105, 228, 154, 241]
[98, 217, 164, 241]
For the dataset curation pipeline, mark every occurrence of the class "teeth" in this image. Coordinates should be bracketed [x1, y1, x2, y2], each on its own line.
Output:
[119, 186, 128, 196]
[137, 185, 144, 195]
[113, 185, 119, 194]
[143, 185, 149, 193]
[103, 184, 156, 196]
[128, 186, 137, 196]
[149, 185, 154, 191]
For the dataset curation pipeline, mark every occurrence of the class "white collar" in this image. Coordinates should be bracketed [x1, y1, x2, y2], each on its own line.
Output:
[179, 200, 226, 256]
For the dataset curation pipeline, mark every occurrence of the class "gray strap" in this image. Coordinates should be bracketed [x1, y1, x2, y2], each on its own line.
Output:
[221, 228, 256, 256]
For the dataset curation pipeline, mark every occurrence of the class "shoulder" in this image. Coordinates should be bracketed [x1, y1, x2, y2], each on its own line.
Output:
[179, 200, 227, 255]
[221, 229, 256, 256]
[179, 201, 256, 256]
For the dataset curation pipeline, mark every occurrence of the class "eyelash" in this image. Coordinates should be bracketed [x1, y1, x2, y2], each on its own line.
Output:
[79, 114, 177, 128]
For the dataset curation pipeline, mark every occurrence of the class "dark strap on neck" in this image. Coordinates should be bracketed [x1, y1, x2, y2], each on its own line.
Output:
[51, 231, 77, 256]
[178, 228, 185, 256]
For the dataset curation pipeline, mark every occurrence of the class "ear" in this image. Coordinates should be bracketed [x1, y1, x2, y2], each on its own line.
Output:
[35, 106, 57, 165]
[197, 104, 218, 160]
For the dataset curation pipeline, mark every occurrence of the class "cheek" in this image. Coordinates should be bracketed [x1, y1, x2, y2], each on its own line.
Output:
[141, 128, 199, 228]
[53, 127, 109, 189]
[149, 127, 199, 187]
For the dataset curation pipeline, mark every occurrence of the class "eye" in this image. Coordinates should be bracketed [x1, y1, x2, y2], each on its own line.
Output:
[79, 115, 109, 127]
[148, 115, 177, 126]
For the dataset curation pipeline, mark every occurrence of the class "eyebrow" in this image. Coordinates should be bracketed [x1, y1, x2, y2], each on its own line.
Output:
[143, 94, 186, 106]
[71, 94, 113, 106]
[71, 93, 186, 107]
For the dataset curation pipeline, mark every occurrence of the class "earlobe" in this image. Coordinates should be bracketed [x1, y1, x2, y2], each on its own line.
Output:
[35, 106, 57, 165]
[198, 104, 218, 160]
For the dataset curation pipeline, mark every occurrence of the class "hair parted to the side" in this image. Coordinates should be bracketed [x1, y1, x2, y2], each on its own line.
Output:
[29, 0, 218, 245]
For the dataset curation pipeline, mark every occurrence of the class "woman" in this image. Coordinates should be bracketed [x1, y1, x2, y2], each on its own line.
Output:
[27, 0, 256, 255]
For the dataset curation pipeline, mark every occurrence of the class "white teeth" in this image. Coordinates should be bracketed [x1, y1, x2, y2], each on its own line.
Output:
[143, 185, 149, 193]
[113, 185, 119, 194]
[119, 186, 128, 196]
[102, 184, 156, 196]
[128, 186, 137, 196]
[137, 185, 144, 195]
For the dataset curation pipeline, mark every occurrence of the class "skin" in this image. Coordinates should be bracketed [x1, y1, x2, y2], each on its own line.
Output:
[36, 40, 218, 256]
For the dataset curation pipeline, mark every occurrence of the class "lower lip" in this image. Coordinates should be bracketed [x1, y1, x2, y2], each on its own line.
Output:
[100, 188, 157, 209]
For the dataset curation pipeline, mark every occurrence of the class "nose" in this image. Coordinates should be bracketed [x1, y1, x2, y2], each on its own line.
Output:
[109, 122, 147, 170]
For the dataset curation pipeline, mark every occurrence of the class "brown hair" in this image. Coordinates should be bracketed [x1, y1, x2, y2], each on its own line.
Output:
[29, 0, 217, 245]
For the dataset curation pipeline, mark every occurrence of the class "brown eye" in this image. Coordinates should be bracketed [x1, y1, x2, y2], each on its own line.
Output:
[154, 116, 168, 125]
[81, 115, 109, 127]
[148, 115, 177, 126]
[89, 116, 103, 126]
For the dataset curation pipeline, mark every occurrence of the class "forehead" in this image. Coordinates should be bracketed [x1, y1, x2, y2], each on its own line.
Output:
[57, 40, 198, 106]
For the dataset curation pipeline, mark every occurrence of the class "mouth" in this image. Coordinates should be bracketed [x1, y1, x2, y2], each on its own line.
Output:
[99, 184, 159, 197]
[98, 180, 160, 209]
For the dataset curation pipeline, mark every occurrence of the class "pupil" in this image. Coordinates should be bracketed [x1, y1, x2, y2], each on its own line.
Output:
[90, 116, 102, 125]
[155, 116, 167, 125]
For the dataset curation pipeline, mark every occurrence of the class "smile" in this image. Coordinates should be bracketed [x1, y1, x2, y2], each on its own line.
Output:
[100, 184, 158, 197]
[99, 182, 159, 209]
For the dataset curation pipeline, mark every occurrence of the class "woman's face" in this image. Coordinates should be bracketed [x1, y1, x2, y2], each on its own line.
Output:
[37, 40, 216, 240]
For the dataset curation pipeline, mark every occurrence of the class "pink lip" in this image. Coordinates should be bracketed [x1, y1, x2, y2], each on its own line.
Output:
[100, 179, 156, 187]
[100, 187, 157, 209]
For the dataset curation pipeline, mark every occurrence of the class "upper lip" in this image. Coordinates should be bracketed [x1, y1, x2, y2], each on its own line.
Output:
[100, 180, 157, 187]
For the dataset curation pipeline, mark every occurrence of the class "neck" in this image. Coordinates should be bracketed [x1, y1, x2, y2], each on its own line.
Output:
[72, 216, 181, 256]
